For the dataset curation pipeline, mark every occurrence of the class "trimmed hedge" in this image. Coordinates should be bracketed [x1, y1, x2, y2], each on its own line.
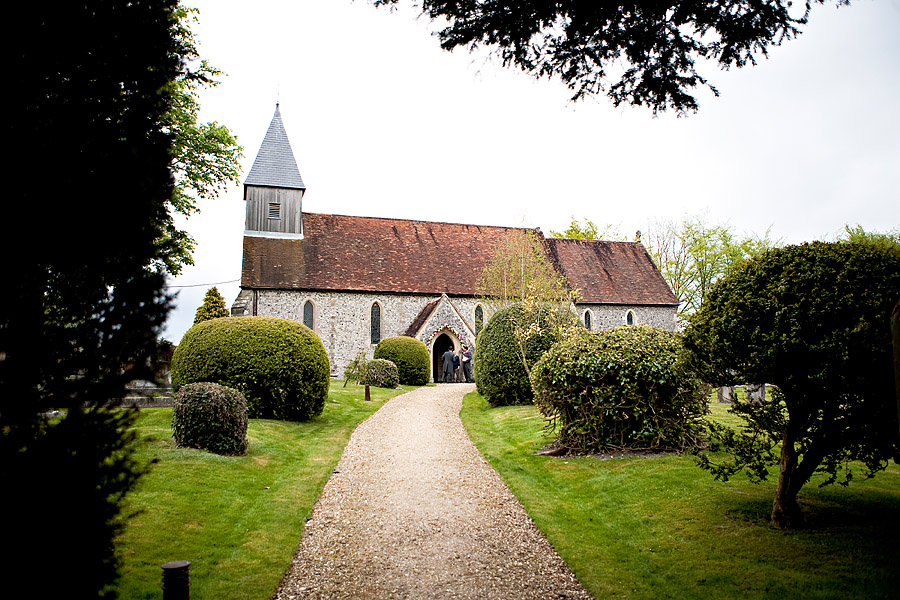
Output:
[373, 336, 429, 386]
[171, 316, 330, 421]
[474, 303, 578, 406]
[172, 382, 248, 455]
[360, 358, 400, 389]
[531, 325, 708, 453]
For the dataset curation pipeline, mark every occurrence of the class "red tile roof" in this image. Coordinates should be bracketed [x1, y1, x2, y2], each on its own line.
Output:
[241, 213, 677, 305]
[546, 239, 678, 305]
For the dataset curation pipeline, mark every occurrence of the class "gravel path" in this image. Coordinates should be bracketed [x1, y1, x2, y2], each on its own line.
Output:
[273, 383, 592, 600]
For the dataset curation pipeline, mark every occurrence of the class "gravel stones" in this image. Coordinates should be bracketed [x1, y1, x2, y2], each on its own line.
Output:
[273, 384, 592, 600]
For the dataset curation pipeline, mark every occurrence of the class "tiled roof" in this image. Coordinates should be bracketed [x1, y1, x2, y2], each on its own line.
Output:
[546, 239, 678, 305]
[242, 213, 678, 305]
[244, 104, 306, 192]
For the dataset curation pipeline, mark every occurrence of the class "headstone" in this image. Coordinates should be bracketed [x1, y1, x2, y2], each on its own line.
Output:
[717, 386, 734, 403]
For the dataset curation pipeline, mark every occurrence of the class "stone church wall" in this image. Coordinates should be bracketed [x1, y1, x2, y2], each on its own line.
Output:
[579, 304, 678, 332]
[253, 290, 486, 378]
[244, 290, 677, 378]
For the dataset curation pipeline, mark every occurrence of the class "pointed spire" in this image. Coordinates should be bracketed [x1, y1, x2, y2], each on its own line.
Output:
[244, 103, 306, 190]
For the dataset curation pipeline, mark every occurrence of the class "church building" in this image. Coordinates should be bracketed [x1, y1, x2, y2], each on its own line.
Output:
[231, 106, 679, 381]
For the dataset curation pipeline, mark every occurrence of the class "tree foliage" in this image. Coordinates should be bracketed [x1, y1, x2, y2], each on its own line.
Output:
[644, 214, 778, 318]
[548, 216, 627, 241]
[532, 326, 708, 453]
[477, 228, 576, 311]
[374, 0, 840, 113]
[156, 6, 243, 275]
[194, 286, 230, 324]
[683, 241, 900, 529]
[1, 1, 183, 595]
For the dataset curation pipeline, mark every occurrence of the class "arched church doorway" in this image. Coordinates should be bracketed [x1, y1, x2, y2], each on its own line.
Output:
[432, 333, 457, 383]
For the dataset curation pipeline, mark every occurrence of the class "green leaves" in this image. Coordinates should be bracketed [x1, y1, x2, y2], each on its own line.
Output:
[531, 325, 708, 453]
[684, 241, 900, 526]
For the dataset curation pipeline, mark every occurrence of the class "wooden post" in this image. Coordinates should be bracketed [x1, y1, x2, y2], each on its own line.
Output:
[161, 560, 190, 600]
[365, 384, 371, 402]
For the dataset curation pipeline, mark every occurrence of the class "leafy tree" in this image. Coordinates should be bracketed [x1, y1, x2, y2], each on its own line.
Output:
[344, 351, 369, 387]
[194, 286, 230, 324]
[549, 216, 627, 241]
[477, 228, 575, 310]
[156, 6, 243, 275]
[683, 242, 900, 529]
[373, 0, 841, 113]
[644, 215, 778, 318]
[2, 1, 184, 596]
[477, 229, 582, 385]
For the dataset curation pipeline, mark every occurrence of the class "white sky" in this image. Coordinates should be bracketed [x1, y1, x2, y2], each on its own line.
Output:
[163, 0, 900, 343]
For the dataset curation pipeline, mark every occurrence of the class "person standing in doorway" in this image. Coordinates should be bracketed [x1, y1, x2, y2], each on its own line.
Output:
[441, 347, 456, 383]
[462, 345, 474, 383]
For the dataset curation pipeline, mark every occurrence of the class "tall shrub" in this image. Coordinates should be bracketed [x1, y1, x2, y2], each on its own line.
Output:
[374, 336, 429, 386]
[475, 303, 578, 406]
[532, 325, 707, 453]
[171, 316, 330, 421]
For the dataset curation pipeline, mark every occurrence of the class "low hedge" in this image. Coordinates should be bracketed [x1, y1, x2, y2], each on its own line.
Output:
[360, 358, 399, 389]
[531, 325, 708, 453]
[373, 336, 429, 386]
[172, 382, 248, 455]
[171, 316, 330, 421]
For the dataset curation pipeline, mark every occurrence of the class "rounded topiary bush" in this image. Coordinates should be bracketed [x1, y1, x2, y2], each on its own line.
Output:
[373, 336, 429, 386]
[171, 316, 330, 421]
[474, 303, 579, 406]
[360, 358, 399, 389]
[172, 382, 248, 455]
[531, 325, 708, 453]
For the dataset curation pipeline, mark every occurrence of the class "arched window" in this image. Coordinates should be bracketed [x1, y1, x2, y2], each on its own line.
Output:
[626, 310, 635, 326]
[475, 305, 484, 336]
[583, 310, 591, 330]
[303, 300, 314, 330]
[370, 303, 381, 344]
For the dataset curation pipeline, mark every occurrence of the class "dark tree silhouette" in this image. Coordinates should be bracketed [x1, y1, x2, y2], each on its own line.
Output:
[375, 0, 848, 113]
[1, 2, 185, 596]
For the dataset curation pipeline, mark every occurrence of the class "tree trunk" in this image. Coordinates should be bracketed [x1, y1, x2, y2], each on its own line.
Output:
[771, 427, 805, 530]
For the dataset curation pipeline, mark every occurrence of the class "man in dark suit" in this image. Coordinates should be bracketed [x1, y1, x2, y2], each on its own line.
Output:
[461, 345, 474, 383]
[441, 347, 456, 383]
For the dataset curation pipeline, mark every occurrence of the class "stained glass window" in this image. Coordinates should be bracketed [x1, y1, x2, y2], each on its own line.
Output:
[475, 305, 484, 336]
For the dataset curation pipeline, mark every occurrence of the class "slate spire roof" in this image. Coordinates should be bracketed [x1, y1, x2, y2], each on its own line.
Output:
[244, 103, 306, 192]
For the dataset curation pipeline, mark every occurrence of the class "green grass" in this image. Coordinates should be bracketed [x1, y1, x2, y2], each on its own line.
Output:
[460, 393, 900, 600]
[116, 381, 415, 600]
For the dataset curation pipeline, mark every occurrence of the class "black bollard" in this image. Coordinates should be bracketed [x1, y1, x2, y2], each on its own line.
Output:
[161, 560, 191, 600]
[365, 384, 371, 401]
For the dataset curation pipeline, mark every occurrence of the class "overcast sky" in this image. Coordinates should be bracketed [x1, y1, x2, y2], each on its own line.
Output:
[163, 0, 900, 343]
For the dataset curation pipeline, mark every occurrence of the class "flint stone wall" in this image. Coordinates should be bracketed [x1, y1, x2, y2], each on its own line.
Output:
[234, 290, 678, 378]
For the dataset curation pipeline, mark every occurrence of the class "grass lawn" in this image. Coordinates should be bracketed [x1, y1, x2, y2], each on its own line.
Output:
[116, 381, 416, 600]
[460, 392, 900, 600]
